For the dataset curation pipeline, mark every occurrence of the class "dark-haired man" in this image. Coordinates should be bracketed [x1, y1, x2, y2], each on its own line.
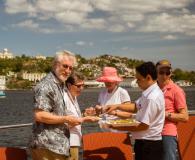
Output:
[106, 62, 165, 160]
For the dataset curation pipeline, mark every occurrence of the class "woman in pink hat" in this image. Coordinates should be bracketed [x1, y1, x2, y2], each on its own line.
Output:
[85, 67, 131, 118]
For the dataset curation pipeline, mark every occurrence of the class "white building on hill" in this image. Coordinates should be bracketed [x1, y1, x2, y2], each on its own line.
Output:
[35, 55, 46, 60]
[22, 72, 46, 82]
[0, 48, 14, 59]
[0, 76, 6, 90]
[175, 80, 192, 87]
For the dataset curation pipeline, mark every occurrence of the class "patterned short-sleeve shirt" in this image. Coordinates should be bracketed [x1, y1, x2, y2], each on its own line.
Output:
[30, 72, 70, 156]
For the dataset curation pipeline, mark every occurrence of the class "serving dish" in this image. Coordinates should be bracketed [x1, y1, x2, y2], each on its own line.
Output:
[105, 118, 140, 127]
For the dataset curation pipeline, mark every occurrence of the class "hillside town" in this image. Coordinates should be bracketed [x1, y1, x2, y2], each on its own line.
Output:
[0, 48, 194, 90]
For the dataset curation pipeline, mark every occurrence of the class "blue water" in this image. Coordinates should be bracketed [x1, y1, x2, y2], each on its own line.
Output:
[0, 87, 194, 148]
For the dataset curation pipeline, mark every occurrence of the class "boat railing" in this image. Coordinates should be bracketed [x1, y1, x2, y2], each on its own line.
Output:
[0, 110, 195, 130]
[188, 110, 195, 115]
[0, 123, 32, 130]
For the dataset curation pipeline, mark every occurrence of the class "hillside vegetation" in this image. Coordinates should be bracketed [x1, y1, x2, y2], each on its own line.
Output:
[0, 54, 194, 89]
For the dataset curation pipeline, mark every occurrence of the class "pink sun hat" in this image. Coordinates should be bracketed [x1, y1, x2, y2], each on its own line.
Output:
[96, 67, 123, 82]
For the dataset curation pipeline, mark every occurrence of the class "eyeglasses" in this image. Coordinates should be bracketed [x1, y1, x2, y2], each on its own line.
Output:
[158, 70, 171, 75]
[73, 84, 85, 88]
[61, 64, 73, 71]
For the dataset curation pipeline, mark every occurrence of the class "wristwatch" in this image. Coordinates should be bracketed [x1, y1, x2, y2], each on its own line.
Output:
[167, 112, 171, 119]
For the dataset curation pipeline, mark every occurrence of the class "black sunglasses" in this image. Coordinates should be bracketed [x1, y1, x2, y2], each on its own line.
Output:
[158, 70, 171, 75]
[62, 64, 73, 71]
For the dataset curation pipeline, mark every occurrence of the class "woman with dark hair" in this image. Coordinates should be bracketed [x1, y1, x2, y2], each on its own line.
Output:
[65, 72, 98, 160]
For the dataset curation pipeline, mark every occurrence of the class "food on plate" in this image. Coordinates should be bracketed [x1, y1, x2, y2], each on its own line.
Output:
[106, 118, 139, 126]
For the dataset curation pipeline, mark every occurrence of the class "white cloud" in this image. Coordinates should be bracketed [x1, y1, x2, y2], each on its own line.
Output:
[36, 0, 93, 25]
[163, 35, 177, 40]
[4, 0, 195, 36]
[15, 20, 39, 29]
[91, 0, 191, 13]
[139, 13, 195, 36]
[91, 0, 113, 11]
[14, 20, 56, 34]
[122, 14, 144, 22]
[159, 0, 192, 9]
[76, 41, 94, 46]
[127, 22, 135, 28]
[108, 24, 125, 32]
[5, 0, 36, 14]
[76, 41, 86, 46]
[55, 11, 86, 24]
[81, 19, 106, 29]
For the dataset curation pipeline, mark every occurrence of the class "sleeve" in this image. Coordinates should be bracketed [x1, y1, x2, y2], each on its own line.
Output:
[174, 87, 186, 110]
[120, 88, 131, 103]
[136, 99, 156, 125]
[34, 85, 53, 112]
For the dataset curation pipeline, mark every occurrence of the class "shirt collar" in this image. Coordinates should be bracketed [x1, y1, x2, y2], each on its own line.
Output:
[163, 80, 174, 90]
[50, 72, 64, 86]
[142, 82, 158, 97]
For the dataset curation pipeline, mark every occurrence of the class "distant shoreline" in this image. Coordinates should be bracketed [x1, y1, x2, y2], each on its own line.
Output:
[3, 86, 195, 92]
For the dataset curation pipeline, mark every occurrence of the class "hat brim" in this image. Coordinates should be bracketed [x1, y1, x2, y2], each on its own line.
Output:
[96, 76, 123, 82]
[158, 65, 171, 69]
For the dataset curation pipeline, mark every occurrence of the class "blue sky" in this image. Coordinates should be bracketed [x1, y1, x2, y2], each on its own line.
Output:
[0, 0, 195, 71]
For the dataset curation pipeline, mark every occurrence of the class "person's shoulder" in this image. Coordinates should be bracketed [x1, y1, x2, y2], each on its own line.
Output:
[34, 81, 50, 93]
[170, 82, 184, 93]
[115, 87, 129, 97]
[148, 85, 163, 100]
[34, 73, 54, 91]
[117, 86, 128, 93]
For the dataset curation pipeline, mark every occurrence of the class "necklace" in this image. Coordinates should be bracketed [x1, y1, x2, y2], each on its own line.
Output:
[67, 90, 81, 117]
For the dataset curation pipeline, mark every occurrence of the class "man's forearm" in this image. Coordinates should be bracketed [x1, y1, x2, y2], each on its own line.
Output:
[166, 108, 189, 122]
[34, 110, 82, 126]
[117, 103, 137, 113]
[35, 110, 67, 124]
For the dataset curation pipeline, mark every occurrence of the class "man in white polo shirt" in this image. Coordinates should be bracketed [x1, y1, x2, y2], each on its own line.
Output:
[106, 62, 165, 160]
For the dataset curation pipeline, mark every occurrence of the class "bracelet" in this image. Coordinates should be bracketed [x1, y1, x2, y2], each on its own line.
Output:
[115, 110, 118, 116]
